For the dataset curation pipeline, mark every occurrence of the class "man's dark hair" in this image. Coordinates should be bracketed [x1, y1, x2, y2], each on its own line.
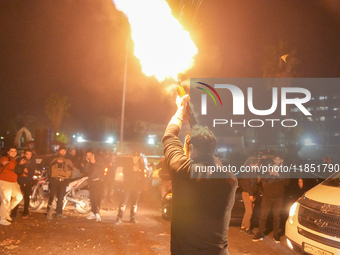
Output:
[24, 149, 32, 154]
[190, 125, 217, 155]
[7, 146, 16, 151]
[273, 154, 283, 159]
[86, 149, 94, 154]
[59, 145, 66, 151]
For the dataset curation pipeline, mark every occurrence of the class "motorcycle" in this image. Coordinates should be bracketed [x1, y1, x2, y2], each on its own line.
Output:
[62, 176, 91, 214]
[30, 170, 49, 211]
[30, 171, 91, 214]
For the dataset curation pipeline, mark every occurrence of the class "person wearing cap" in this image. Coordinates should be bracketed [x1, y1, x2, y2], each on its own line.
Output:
[162, 95, 237, 255]
[46, 145, 77, 220]
[115, 151, 145, 224]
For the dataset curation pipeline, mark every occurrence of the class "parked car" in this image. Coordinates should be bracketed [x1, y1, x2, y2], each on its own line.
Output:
[286, 171, 340, 255]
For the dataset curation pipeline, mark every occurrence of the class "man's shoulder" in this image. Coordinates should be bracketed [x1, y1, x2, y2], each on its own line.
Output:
[49, 155, 62, 164]
[0, 155, 11, 165]
[16, 155, 24, 162]
[1, 155, 11, 160]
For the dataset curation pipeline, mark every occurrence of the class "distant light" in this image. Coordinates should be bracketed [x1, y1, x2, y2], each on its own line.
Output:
[303, 138, 315, 146]
[72, 134, 76, 138]
[77, 136, 85, 143]
[251, 139, 256, 143]
[147, 138, 155, 145]
[0, 137, 4, 139]
[56, 132, 59, 136]
[106, 137, 114, 144]
[217, 147, 228, 153]
[147, 135, 156, 145]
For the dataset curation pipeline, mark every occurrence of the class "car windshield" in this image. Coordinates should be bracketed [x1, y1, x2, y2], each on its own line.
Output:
[322, 172, 340, 187]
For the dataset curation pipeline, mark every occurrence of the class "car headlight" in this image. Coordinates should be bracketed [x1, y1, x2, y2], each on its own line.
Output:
[288, 202, 298, 224]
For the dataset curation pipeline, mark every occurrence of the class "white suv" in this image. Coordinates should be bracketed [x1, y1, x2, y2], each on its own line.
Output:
[286, 172, 340, 255]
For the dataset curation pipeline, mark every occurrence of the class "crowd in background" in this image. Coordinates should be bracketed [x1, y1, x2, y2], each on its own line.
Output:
[0, 145, 150, 225]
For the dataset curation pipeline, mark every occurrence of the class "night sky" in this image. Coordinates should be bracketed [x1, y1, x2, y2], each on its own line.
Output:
[1, 0, 339, 138]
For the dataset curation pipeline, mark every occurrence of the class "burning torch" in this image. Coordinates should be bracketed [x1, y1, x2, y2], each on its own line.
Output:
[176, 81, 197, 126]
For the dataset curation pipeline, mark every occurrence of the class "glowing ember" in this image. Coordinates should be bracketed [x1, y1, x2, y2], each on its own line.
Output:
[113, 0, 198, 81]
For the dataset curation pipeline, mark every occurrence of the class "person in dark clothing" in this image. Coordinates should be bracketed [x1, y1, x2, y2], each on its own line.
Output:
[162, 95, 238, 255]
[46, 145, 76, 220]
[286, 178, 308, 209]
[84, 150, 103, 222]
[12, 149, 36, 218]
[115, 151, 145, 224]
[252, 155, 290, 243]
[67, 148, 82, 170]
[239, 159, 259, 235]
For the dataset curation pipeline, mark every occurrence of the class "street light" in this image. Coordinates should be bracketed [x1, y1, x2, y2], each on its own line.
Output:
[113, 24, 128, 154]
[120, 42, 128, 154]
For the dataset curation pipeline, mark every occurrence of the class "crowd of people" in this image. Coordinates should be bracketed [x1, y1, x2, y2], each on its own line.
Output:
[237, 153, 333, 244]
[0, 94, 333, 255]
[239, 155, 290, 243]
[0, 145, 149, 225]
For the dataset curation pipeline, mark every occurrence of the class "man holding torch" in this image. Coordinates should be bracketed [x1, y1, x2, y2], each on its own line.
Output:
[162, 94, 237, 254]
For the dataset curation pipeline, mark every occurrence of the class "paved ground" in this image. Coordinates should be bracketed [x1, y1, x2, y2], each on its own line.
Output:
[0, 188, 295, 255]
[228, 227, 295, 255]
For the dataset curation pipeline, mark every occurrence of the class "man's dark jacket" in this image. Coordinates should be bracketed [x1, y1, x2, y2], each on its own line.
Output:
[163, 124, 237, 255]
[16, 155, 36, 184]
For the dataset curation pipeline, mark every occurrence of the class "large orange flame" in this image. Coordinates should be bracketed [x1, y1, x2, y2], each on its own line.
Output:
[113, 0, 198, 81]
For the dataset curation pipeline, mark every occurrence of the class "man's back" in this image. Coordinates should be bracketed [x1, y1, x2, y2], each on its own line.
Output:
[171, 172, 237, 254]
[163, 124, 237, 254]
